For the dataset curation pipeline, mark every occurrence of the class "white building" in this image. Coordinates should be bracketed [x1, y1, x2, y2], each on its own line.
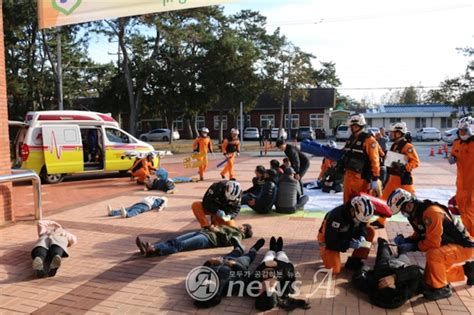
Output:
[364, 104, 463, 133]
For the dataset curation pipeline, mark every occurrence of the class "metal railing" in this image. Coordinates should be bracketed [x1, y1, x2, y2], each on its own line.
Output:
[0, 169, 42, 220]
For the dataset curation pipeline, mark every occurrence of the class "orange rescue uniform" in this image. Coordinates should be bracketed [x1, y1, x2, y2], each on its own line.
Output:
[411, 204, 473, 289]
[192, 136, 213, 179]
[220, 137, 240, 180]
[343, 132, 381, 202]
[450, 138, 474, 235]
[318, 158, 333, 180]
[130, 158, 155, 183]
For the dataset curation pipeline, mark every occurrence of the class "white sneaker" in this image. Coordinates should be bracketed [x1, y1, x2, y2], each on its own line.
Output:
[107, 205, 113, 216]
[166, 189, 175, 194]
[157, 197, 168, 211]
[120, 206, 127, 218]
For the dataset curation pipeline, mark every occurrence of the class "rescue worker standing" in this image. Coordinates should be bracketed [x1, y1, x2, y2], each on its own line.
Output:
[192, 180, 242, 228]
[192, 127, 213, 181]
[449, 116, 474, 235]
[372, 122, 420, 228]
[387, 188, 474, 300]
[220, 128, 241, 180]
[341, 114, 381, 202]
[317, 195, 376, 274]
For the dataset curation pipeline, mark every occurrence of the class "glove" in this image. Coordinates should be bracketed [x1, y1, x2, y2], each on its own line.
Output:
[350, 238, 363, 249]
[398, 243, 417, 252]
[216, 210, 231, 222]
[448, 156, 456, 165]
[393, 234, 406, 245]
[370, 180, 379, 191]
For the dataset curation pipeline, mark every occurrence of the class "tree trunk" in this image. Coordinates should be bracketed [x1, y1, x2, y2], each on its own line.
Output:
[185, 117, 193, 139]
[219, 109, 224, 143]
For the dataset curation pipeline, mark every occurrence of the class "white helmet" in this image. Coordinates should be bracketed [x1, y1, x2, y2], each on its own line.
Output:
[231, 128, 240, 135]
[457, 116, 473, 141]
[351, 196, 375, 223]
[347, 114, 367, 126]
[225, 181, 241, 201]
[326, 140, 338, 149]
[389, 121, 408, 134]
[387, 188, 414, 215]
[201, 127, 210, 134]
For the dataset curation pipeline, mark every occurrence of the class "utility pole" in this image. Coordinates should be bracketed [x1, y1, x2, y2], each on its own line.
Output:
[57, 27, 63, 110]
[288, 85, 292, 140]
[239, 101, 244, 146]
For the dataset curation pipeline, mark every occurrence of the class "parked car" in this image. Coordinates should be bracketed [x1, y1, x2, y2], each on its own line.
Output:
[415, 127, 441, 142]
[335, 125, 351, 141]
[367, 127, 380, 135]
[296, 126, 315, 141]
[243, 127, 260, 140]
[442, 128, 458, 145]
[315, 128, 327, 139]
[271, 128, 288, 140]
[139, 128, 180, 142]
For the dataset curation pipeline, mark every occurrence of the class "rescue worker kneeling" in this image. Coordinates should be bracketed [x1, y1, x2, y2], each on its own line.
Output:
[317, 195, 376, 274]
[387, 189, 474, 300]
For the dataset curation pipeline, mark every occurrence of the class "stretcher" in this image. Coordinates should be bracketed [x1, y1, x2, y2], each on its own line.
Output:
[300, 140, 344, 161]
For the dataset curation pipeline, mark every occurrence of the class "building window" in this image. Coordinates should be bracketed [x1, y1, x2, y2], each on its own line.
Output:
[415, 117, 427, 129]
[173, 117, 184, 131]
[214, 115, 227, 130]
[284, 114, 300, 129]
[441, 117, 452, 129]
[366, 118, 373, 127]
[310, 114, 324, 129]
[236, 115, 251, 129]
[196, 116, 205, 130]
[390, 118, 401, 123]
[260, 115, 275, 128]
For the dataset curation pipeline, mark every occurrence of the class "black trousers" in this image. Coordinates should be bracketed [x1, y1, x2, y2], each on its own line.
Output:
[225, 248, 257, 269]
[31, 245, 65, 264]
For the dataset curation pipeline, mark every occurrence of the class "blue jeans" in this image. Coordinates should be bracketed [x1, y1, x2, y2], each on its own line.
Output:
[153, 232, 211, 256]
[109, 199, 164, 218]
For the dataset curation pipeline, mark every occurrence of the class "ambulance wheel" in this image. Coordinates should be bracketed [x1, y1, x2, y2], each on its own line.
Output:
[41, 168, 64, 184]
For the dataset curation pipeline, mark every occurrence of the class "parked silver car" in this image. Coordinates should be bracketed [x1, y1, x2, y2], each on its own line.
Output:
[415, 127, 441, 142]
[335, 125, 350, 141]
[271, 128, 288, 140]
[139, 128, 180, 142]
[441, 128, 458, 145]
[243, 127, 260, 140]
[296, 126, 315, 141]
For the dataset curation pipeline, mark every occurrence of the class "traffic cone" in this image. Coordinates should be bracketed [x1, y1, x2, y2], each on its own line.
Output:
[430, 147, 435, 157]
[437, 145, 443, 154]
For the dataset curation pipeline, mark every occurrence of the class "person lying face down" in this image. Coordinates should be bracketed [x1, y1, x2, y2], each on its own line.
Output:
[250, 237, 310, 312]
[135, 224, 253, 257]
[193, 237, 266, 308]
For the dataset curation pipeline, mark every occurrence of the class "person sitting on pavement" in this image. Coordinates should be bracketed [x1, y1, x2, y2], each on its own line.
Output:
[31, 220, 77, 278]
[317, 195, 376, 274]
[192, 180, 241, 228]
[107, 196, 167, 218]
[387, 188, 474, 300]
[247, 169, 278, 214]
[280, 158, 290, 174]
[319, 160, 344, 194]
[352, 237, 424, 309]
[242, 165, 266, 205]
[144, 168, 176, 193]
[251, 237, 311, 312]
[135, 223, 253, 257]
[270, 159, 284, 175]
[275, 167, 309, 214]
[194, 237, 266, 308]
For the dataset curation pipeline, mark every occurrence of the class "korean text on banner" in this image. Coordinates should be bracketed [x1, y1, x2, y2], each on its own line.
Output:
[38, 0, 235, 29]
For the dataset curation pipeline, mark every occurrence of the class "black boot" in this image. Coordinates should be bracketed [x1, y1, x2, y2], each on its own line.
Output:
[251, 238, 265, 251]
[275, 237, 283, 252]
[345, 257, 363, 270]
[230, 236, 246, 254]
[269, 236, 276, 251]
[463, 261, 474, 286]
[423, 285, 452, 300]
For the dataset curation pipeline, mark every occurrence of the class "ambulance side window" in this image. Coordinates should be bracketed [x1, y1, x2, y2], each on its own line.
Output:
[105, 128, 130, 144]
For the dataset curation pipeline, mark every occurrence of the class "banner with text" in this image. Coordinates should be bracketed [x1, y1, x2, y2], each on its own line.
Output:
[38, 0, 234, 29]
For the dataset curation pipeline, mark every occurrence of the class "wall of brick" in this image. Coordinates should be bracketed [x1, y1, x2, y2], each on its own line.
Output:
[0, 1, 14, 225]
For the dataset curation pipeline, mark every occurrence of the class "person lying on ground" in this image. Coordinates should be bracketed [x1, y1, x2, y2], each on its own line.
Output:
[275, 167, 308, 214]
[107, 196, 167, 218]
[31, 220, 77, 278]
[352, 237, 424, 309]
[135, 223, 253, 257]
[144, 174, 176, 194]
[193, 237, 266, 308]
[192, 180, 241, 228]
[317, 195, 376, 274]
[251, 236, 310, 312]
[242, 165, 266, 205]
[247, 169, 278, 214]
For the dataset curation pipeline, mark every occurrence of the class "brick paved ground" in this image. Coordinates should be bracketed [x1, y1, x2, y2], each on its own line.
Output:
[1, 151, 473, 314]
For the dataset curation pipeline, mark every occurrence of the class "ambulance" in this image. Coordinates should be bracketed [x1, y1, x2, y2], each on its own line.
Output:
[11, 111, 157, 184]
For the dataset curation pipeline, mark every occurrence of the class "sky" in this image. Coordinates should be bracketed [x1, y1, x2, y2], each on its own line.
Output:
[88, 0, 474, 103]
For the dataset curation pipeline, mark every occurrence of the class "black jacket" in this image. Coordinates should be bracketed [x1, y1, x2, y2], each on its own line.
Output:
[320, 203, 369, 252]
[249, 179, 278, 214]
[202, 181, 241, 219]
[244, 176, 265, 195]
[284, 144, 310, 175]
